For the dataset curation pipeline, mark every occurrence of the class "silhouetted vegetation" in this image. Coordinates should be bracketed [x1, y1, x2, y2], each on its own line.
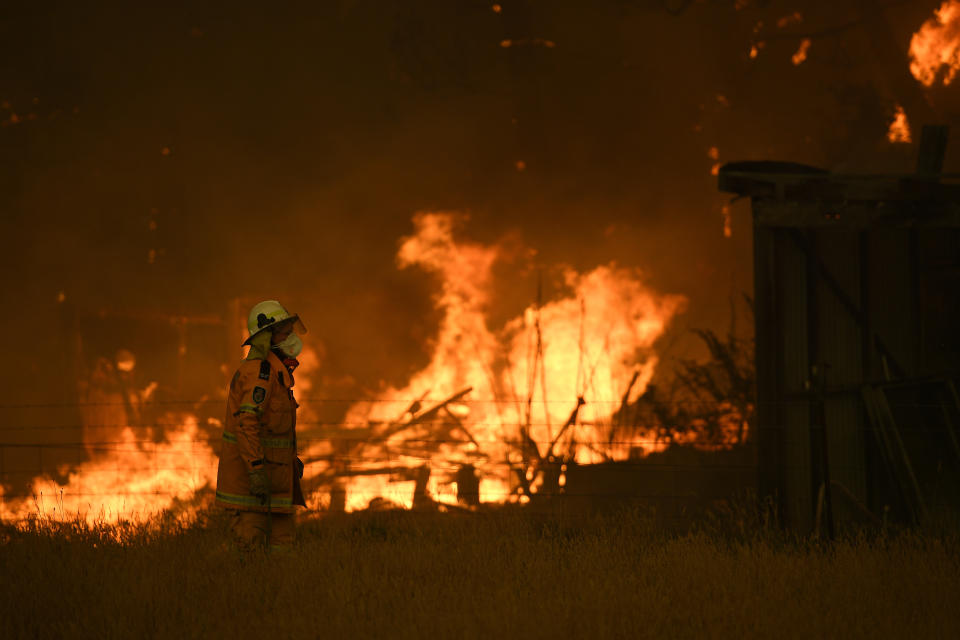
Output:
[617, 296, 755, 449]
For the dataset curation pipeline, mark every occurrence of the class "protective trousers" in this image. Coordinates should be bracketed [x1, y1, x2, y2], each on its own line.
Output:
[229, 510, 295, 552]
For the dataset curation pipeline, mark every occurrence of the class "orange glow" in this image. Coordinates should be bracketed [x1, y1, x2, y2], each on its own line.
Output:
[722, 205, 732, 238]
[300, 212, 721, 512]
[887, 104, 912, 143]
[792, 38, 811, 65]
[708, 146, 719, 161]
[1, 415, 217, 524]
[160, 146, 171, 156]
[777, 12, 803, 29]
[4, 209, 747, 522]
[492, 4, 502, 13]
[500, 38, 555, 49]
[910, 1, 960, 86]
[515, 160, 527, 171]
[749, 42, 766, 59]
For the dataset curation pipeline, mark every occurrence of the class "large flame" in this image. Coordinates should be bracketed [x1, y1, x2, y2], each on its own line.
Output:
[910, 1, 960, 87]
[303, 212, 693, 511]
[1, 415, 217, 524]
[3, 212, 730, 522]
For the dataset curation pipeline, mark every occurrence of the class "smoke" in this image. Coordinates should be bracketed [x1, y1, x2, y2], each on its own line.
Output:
[3, 0, 959, 414]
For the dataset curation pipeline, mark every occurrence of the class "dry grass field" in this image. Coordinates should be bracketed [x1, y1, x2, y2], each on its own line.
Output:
[1, 507, 958, 639]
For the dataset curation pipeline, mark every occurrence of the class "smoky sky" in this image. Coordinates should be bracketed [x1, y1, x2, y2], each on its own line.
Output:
[2, 0, 957, 405]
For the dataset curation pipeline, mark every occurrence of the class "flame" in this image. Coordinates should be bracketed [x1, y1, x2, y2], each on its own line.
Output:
[910, 1, 960, 86]
[303, 212, 700, 512]
[887, 104, 913, 143]
[1, 415, 217, 524]
[777, 12, 803, 29]
[792, 39, 811, 66]
[4, 210, 743, 522]
[499, 38, 555, 49]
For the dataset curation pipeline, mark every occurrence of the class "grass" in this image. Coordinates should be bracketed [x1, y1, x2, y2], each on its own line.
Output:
[1, 507, 958, 639]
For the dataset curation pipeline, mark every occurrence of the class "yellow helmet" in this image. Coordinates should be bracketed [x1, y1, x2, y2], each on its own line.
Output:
[243, 300, 306, 346]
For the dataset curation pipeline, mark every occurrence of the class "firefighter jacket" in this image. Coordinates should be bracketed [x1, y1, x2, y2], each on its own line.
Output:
[216, 349, 306, 513]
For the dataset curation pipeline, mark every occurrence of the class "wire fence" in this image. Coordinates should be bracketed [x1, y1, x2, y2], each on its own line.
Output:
[1, 394, 956, 517]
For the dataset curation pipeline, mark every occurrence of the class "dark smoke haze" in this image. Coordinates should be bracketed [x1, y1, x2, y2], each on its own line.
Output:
[2, 0, 957, 413]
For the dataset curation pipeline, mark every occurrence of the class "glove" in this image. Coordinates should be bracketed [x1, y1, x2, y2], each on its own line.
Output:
[296, 457, 304, 479]
[248, 467, 270, 505]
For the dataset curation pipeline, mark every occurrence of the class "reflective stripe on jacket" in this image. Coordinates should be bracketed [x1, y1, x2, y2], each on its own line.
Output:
[215, 349, 306, 513]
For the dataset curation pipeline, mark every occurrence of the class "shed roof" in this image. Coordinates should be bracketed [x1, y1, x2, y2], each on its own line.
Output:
[717, 161, 960, 228]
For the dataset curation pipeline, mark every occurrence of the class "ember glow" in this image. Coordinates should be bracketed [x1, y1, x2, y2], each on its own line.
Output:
[303, 213, 695, 511]
[776, 12, 803, 29]
[909, 0, 960, 87]
[0, 415, 217, 524]
[721, 205, 733, 238]
[791, 39, 811, 66]
[887, 104, 912, 143]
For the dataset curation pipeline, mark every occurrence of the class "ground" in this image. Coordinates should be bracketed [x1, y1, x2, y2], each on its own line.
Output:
[1, 508, 958, 639]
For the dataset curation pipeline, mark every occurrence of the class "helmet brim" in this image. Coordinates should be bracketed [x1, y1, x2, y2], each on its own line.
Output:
[242, 313, 307, 346]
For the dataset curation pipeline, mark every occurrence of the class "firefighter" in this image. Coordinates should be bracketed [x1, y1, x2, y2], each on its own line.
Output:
[216, 300, 308, 552]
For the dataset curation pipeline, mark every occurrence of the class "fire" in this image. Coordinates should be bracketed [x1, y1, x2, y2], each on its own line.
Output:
[777, 12, 803, 29]
[791, 39, 811, 66]
[887, 104, 913, 143]
[303, 212, 696, 512]
[910, 1, 960, 86]
[4, 211, 739, 522]
[0, 415, 218, 524]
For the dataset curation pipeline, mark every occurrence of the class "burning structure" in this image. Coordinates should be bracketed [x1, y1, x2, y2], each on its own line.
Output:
[720, 126, 960, 532]
[2, 209, 754, 523]
[299, 212, 751, 515]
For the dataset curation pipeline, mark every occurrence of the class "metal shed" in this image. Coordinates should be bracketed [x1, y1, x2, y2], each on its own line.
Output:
[719, 126, 960, 532]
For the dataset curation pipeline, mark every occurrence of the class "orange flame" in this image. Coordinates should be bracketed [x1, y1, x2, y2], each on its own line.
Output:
[792, 39, 811, 66]
[910, 1, 960, 86]
[887, 104, 913, 143]
[303, 213, 692, 511]
[1, 415, 217, 524]
[777, 12, 803, 29]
